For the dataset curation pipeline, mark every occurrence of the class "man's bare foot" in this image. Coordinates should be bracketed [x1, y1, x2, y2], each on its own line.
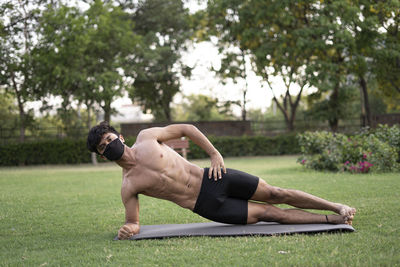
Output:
[335, 203, 356, 225]
[326, 214, 353, 225]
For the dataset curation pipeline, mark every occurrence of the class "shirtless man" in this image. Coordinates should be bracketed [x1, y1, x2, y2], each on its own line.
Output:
[87, 122, 356, 240]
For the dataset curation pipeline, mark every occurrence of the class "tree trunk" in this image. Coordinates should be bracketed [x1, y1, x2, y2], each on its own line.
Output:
[163, 101, 172, 122]
[103, 105, 111, 123]
[87, 105, 98, 165]
[241, 50, 248, 121]
[12, 79, 25, 142]
[273, 97, 291, 132]
[242, 88, 247, 121]
[359, 76, 371, 127]
[288, 117, 295, 132]
[329, 117, 339, 132]
[18, 109, 25, 143]
[329, 84, 340, 132]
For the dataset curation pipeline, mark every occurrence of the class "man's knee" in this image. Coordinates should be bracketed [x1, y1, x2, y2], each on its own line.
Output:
[252, 180, 292, 203]
[268, 186, 290, 202]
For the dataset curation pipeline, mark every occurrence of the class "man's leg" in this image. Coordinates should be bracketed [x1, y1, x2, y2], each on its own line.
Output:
[250, 179, 356, 221]
[247, 202, 351, 224]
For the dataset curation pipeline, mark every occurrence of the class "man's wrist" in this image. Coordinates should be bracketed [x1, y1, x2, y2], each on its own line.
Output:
[209, 149, 219, 157]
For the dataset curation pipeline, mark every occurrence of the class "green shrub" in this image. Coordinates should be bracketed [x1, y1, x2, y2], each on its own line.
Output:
[297, 124, 400, 173]
[0, 134, 299, 166]
[0, 139, 92, 166]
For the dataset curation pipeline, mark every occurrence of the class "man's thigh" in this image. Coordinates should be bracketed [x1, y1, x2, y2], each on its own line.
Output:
[224, 168, 259, 199]
[210, 197, 249, 224]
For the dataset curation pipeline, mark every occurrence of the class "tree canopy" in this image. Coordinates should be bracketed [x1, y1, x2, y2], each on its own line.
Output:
[125, 0, 192, 121]
[0, 0, 398, 140]
[199, 0, 400, 131]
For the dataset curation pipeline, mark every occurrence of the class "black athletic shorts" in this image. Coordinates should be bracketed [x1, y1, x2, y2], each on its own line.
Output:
[193, 168, 259, 225]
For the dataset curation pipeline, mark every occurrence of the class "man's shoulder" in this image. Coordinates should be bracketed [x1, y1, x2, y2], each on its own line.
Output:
[121, 173, 141, 195]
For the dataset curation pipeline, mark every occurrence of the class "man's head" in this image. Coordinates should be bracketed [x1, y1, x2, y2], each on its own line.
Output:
[87, 121, 125, 161]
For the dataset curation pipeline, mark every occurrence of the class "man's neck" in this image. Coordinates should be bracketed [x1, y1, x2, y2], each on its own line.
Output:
[115, 146, 136, 169]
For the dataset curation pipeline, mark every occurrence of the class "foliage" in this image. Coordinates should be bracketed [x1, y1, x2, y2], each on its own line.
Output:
[1, 0, 194, 127]
[372, 0, 400, 110]
[0, 90, 22, 137]
[200, 0, 312, 131]
[126, 0, 192, 121]
[297, 125, 400, 173]
[199, 0, 400, 131]
[172, 94, 237, 121]
[0, 139, 90, 166]
[34, 1, 139, 123]
[0, 0, 43, 141]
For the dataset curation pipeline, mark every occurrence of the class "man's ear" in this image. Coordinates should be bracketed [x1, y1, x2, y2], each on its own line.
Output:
[119, 134, 125, 143]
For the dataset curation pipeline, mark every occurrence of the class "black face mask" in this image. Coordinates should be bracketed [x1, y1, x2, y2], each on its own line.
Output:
[102, 138, 125, 161]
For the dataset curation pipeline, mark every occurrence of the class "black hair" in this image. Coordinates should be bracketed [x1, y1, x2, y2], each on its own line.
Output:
[87, 121, 120, 154]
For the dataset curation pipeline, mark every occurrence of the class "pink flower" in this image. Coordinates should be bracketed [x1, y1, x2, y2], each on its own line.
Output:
[357, 161, 373, 173]
[344, 161, 350, 165]
[363, 154, 367, 159]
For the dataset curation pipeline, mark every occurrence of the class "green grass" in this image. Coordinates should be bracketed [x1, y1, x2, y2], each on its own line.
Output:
[1, 156, 399, 266]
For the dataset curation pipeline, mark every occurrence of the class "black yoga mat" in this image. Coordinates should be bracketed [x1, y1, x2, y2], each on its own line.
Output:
[114, 221, 355, 240]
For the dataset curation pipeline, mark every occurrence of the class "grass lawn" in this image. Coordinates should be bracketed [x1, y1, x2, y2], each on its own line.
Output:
[1, 155, 399, 266]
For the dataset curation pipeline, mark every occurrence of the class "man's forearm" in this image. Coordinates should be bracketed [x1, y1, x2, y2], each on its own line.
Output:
[182, 125, 219, 156]
[182, 124, 226, 179]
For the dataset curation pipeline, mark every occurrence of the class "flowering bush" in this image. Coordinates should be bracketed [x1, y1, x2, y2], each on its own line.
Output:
[297, 124, 400, 173]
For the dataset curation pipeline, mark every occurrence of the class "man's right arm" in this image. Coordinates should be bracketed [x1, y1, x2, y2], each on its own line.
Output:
[137, 124, 226, 180]
[118, 186, 140, 240]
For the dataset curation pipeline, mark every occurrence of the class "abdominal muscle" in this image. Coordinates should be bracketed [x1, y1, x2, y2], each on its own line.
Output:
[130, 141, 204, 210]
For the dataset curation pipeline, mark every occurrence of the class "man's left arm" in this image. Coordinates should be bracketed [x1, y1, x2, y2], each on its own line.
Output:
[138, 124, 226, 180]
[118, 186, 140, 240]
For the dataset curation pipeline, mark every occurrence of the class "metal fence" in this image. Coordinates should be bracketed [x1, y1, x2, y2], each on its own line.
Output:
[0, 118, 365, 144]
[251, 117, 363, 136]
[0, 126, 88, 144]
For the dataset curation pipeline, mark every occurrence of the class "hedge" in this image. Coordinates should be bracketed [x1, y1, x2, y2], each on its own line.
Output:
[187, 134, 299, 159]
[0, 139, 92, 166]
[0, 134, 299, 166]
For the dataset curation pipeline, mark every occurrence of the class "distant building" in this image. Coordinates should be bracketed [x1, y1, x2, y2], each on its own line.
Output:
[111, 104, 153, 123]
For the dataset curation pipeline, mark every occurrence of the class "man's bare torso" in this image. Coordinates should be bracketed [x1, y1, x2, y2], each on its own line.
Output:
[122, 138, 204, 210]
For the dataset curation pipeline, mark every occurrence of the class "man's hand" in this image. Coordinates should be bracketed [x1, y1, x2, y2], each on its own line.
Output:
[209, 151, 227, 180]
[117, 223, 139, 240]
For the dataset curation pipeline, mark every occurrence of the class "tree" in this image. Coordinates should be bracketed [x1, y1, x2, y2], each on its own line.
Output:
[85, 1, 138, 122]
[202, 0, 398, 131]
[202, 0, 314, 131]
[34, 1, 139, 125]
[172, 94, 236, 121]
[125, 0, 192, 121]
[0, 1, 42, 141]
[0, 89, 21, 140]
[372, 0, 400, 112]
[33, 4, 90, 128]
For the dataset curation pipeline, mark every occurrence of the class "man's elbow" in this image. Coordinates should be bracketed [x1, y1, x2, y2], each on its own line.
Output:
[181, 124, 198, 136]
